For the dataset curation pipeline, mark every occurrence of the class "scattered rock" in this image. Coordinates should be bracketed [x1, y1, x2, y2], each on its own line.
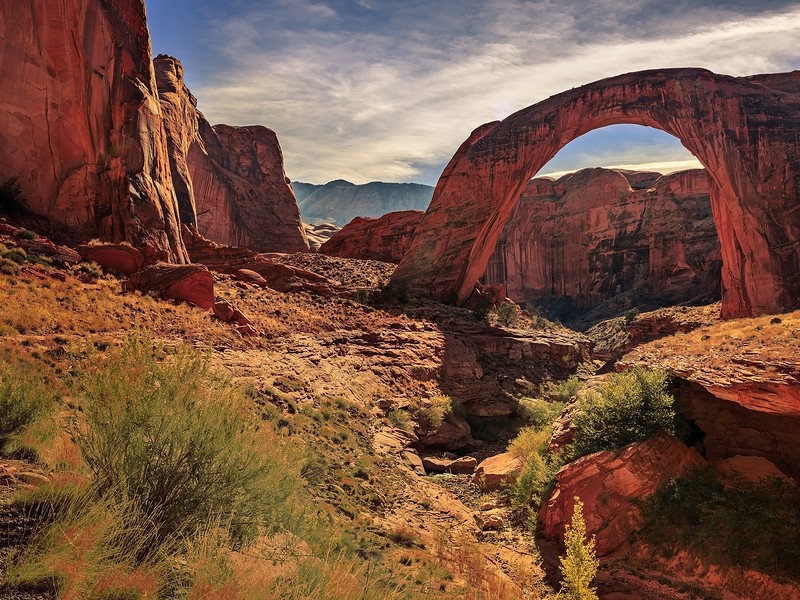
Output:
[475, 511, 505, 531]
[403, 450, 426, 475]
[473, 452, 524, 491]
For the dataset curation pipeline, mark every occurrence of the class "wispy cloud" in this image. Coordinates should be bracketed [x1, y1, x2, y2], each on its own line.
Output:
[189, 1, 800, 184]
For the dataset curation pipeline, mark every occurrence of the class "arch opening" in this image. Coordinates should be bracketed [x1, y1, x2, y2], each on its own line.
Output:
[390, 68, 800, 318]
[478, 124, 721, 325]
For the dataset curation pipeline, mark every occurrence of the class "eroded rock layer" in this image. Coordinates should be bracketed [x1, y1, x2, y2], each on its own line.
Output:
[481, 168, 721, 311]
[0, 1, 187, 263]
[154, 56, 309, 253]
[319, 210, 423, 263]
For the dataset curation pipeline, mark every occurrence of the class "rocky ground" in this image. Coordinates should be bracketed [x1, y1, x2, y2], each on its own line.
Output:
[0, 228, 799, 599]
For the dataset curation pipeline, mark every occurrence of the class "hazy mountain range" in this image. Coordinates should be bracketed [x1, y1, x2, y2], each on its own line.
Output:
[292, 179, 433, 225]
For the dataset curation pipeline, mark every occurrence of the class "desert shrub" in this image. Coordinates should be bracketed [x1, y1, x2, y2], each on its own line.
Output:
[72, 334, 301, 556]
[508, 426, 551, 461]
[77, 261, 104, 279]
[0, 256, 20, 274]
[517, 397, 566, 426]
[2, 247, 27, 264]
[495, 301, 519, 327]
[0, 358, 56, 442]
[26, 253, 52, 266]
[558, 497, 599, 600]
[640, 468, 800, 580]
[413, 395, 453, 431]
[623, 307, 639, 323]
[545, 376, 584, 402]
[0, 177, 27, 215]
[387, 409, 413, 432]
[569, 367, 675, 459]
[15, 228, 38, 240]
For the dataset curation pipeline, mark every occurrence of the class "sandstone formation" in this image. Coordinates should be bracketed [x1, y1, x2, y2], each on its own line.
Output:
[319, 211, 424, 263]
[78, 244, 145, 276]
[392, 68, 800, 318]
[421, 456, 477, 474]
[540, 434, 705, 555]
[154, 56, 309, 253]
[124, 264, 214, 310]
[481, 168, 721, 313]
[304, 223, 340, 250]
[0, 1, 188, 263]
[295, 180, 433, 226]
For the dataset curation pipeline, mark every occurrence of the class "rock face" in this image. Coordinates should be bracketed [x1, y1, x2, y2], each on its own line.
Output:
[392, 68, 800, 318]
[473, 452, 524, 491]
[154, 56, 309, 253]
[540, 434, 705, 555]
[481, 168, 721, 313]
[319, 211, 424, 263]
[125, 264, 214, 310]
[0, 1, 188, 263]
[78, 244, 145, 275]
[295, 180, 433, 226]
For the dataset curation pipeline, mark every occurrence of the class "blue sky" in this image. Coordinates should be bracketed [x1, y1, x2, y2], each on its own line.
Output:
[147, 0, 800, 185]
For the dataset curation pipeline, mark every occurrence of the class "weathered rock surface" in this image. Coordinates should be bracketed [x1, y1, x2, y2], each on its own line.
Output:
[392, 68, 800, 318]
[154, 56, 309, 253]
[180, 224, 257, 268]
[78, 243, 145, 275]
[711, 455, 792, 487]
[295, 180, 433, 226]
[319, 210, 423, 263]
[540, 434, 705, 555]
[304, 222, 339, 250]
[421, 456, 477, 474]
[481, 168, 721, 314]
[0, 1, 188, 263]
[125, 264, 214, 310]
[473, 452, 524, 491]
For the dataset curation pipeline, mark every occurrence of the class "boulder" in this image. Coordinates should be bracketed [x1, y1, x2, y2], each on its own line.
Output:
[473, 452, 525, 491]
[417, 413, 475, 452]
[78, 244, 145, 275]
[421, 456, 478, 474]
[540, 434, 705, 555]
[125, 264, 214, 310]
[711, 455, 792, 488]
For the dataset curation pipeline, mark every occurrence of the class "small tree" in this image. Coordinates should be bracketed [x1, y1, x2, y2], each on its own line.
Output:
[558, 497, 599, 600]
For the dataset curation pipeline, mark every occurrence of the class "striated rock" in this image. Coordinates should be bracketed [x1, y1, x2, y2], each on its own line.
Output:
[392, 68, 800, 318]
[540, 434, 705, 555]
[295, 180, 433, 226]
[481, 168, 721, 314]
[319, 211, 423, 263]
[180, 224, 256, 268]
[9, 235, 81, 267]
[78, 244, 145, 275]
[421, 456, 478, 474]
[473, 452, 524, 491]
[154, 56, 309, 253]
[304, 222, 340, 251]
[0, 1, 187, 262]
[125, 264, 214, 310]
[212, 300, 252, 327]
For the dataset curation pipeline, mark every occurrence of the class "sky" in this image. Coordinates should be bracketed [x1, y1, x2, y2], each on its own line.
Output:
[146, 0, 800, 185]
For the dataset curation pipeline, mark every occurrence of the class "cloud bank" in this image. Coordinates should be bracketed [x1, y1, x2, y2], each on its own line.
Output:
[151, 0, 800, 184]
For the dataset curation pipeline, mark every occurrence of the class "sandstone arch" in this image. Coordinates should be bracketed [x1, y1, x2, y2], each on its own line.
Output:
[391, 68, 800, 317]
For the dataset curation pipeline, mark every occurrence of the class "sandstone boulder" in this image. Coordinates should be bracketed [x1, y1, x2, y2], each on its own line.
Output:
[416, 413, 475, 451]
[473, 452, 524, 491]
[712, 455, 792, 488]
[421, 456, 478, 474]
[78, 244, 145, 275]
[540, 434, 705, 555]
[125, 264, 214, 310]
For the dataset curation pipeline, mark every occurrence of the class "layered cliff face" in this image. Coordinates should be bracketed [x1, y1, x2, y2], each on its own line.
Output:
[482, 168, 722, 313]
[0, 0, 187, 263]
[319, 210, 423, 263]
[154, 56, 309, 253]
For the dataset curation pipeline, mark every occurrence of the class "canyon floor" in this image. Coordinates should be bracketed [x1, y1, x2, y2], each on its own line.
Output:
[0, 236, 798, 599]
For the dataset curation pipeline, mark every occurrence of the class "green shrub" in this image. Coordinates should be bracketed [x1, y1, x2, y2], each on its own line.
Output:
[387, 409, 413, 432]
[413, 395, 452, 431]
[14, 228, 38, 240]
[640, 468, 800, 580]
[517, 397, 566, 426]
[0, 257, 20, 275]
[2, 248, 27, 264]
[569, 367, 675, 459]
[73, 334, 301, 557]
[545, 376, 584, 403]
[557, 497, 599, 600]
[0, 359, 56, 442]
[495, 301, 519, 327]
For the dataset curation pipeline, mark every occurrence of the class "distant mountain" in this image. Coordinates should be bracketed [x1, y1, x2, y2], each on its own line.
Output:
[291, 179, 433, 225]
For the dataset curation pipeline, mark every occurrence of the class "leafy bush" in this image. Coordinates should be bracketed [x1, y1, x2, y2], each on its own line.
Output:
[495, 301, 519, 327]
[2, 247, 27, 264]
[72, 334, 300, 556]
[558, 497, 599, 600]
[387, 409, 413, 432]
[15, 228, 38, 240]
[516, 397, 566, 426]
[0, 358, 56, 442]
[569, 367, 675, 459]
[413, 395, 452, 431]
[508, 426, 550, 461]
[545, 376, 584, 402]
[640, 468, 800, 580]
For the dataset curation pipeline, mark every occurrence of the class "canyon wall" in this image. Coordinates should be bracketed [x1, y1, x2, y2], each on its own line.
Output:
[0, 0, 187, 262]
[319, 210, 423, 263]
[155, 55, 309, 253]
[482, 168, 721, 311]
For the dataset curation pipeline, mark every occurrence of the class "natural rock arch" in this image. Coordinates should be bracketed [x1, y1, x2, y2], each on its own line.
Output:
[391, 68, 800, 317]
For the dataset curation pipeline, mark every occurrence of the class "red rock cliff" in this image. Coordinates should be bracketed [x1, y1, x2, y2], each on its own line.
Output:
[481, 168, 721, 310]
[0, 0, 187, 263]
[154, 56, 308, 254]
[319, 210, 423, 263]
